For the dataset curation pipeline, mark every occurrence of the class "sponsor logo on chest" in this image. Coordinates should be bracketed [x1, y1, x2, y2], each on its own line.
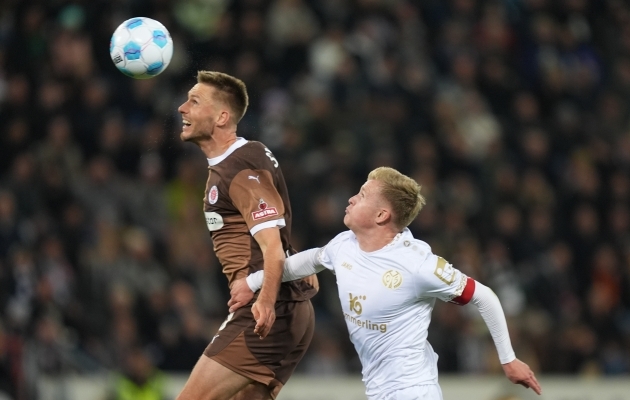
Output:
[344, 292, 387, 333]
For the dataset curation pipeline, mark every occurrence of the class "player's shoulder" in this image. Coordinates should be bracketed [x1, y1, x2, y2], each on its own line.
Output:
[397, 229, 432, 254]
[395, 229, 435, 270]
[317, 231, 354, 268]
[231, 140, 263, 160]
[242, 140, 265, 151]
[328, 230, 354, 245]
[234, 141, 277, 169]
[322, 230, 355, 253]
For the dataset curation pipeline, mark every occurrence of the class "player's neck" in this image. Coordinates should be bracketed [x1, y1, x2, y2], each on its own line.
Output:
[354, 227, 399, 252]
[198, 131, 238, 158]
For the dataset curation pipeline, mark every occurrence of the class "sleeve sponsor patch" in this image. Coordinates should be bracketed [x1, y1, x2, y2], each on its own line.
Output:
[205, 211, 224, 231]
[433, 256, 457, 285]
[251, 198, 278, 220]
[230, 170, 285, 229]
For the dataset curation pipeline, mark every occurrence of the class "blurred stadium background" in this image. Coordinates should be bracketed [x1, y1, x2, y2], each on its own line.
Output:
[1, 0, 630, 399]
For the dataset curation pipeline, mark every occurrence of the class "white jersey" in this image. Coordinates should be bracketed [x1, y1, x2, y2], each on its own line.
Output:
[317, 229, 474, 399]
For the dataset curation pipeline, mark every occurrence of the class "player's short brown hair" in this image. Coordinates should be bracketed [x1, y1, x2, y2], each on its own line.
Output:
[368, 167, 426, 229]
[197, 71, 249, 124]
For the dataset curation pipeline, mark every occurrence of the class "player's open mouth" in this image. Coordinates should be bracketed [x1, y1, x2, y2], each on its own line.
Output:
[182, 120, 191, 129]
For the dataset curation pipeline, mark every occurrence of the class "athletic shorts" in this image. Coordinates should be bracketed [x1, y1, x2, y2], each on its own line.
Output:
[375, 383, 443, 400]
[204, 299, 315, 399]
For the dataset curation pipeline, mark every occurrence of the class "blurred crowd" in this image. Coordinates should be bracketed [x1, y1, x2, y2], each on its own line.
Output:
[1, 0, 630, 398]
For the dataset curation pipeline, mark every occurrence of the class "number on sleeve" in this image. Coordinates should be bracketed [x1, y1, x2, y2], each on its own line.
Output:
[265, 148, 279, 168]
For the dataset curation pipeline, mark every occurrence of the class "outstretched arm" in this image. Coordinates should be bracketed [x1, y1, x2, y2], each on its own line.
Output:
[248, 248, 323, 291]
[228, 248, 325, 313]
[470, 282, 542, 395]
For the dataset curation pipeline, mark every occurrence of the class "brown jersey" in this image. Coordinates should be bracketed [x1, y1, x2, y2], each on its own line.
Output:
[203, 139, 316, 302]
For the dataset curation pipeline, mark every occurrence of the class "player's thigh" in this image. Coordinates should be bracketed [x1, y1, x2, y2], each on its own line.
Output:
[176, 355, 252, 400]
[230, 382, 272, 400]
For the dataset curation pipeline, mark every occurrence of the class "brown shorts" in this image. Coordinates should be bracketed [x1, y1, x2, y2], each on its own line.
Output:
[204, 300, 315, 399]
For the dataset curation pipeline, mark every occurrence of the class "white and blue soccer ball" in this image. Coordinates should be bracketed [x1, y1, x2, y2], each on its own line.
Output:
[110, 17, 173, 79]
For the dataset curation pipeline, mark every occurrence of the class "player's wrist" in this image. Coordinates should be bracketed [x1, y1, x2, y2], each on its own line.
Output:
[256, 290, 277, 304]
[501, 356, 517, 367]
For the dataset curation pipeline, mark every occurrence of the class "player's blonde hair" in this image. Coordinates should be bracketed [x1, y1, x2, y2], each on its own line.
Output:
[197, 71, 249, 124]
[368, 167, 426, 229]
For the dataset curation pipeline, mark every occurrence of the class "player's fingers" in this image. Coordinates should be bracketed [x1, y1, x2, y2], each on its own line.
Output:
[256, 310, 275, 339]
[254, 317, 267, 338]
[228, 301, 243, 313]
[253, 308, 268, 334]
[528, 376, 542, 395]
[259, 314, 275, 338]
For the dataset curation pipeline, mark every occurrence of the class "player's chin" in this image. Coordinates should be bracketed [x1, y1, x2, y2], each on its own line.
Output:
[343, 214, 351, 228]
[180, 129, 193, 141]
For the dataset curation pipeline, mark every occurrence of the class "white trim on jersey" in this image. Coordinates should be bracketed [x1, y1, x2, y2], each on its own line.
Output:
[249, 218, 286, 236]
[207, 137, 248, 166]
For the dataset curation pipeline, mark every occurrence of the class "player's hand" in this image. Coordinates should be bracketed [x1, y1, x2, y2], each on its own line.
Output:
[502, 358, 542, 395]
[302, 274, 319, 293]
[228, 278, 255, 313]
[251, 299, 276, 339]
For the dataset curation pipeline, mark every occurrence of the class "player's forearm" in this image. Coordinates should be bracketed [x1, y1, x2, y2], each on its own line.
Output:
[247, 248, 323, 292]
[471, 281, 516, 364]
[257, 246, 285, 304]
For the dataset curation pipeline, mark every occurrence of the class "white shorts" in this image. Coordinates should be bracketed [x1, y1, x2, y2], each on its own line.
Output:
[375, 383, 443, 400]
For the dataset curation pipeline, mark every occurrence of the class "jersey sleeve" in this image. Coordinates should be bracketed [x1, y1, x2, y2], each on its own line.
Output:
[229, 169, 286, 236]
[316, 231, 351, 273]
[414, 253, 476, 305]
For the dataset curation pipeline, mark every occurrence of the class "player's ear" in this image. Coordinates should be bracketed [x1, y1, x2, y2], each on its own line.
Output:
[216, 110, 231, 127]
[375, 209, 391, 225]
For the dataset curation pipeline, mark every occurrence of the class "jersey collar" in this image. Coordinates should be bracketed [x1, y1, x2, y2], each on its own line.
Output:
[353, 228, 412, 254]
[384, 228, 412, 248]
[207, 137, 248, 166]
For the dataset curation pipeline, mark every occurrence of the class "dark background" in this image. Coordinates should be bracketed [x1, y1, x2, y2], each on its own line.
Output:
[1, 0, 629, 398]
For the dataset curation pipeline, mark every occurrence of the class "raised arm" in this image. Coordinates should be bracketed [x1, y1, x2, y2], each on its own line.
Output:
[470, 282, 542, 395]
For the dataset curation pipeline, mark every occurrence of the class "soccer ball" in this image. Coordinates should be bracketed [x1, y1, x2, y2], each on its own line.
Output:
[110, 17, 173, 79]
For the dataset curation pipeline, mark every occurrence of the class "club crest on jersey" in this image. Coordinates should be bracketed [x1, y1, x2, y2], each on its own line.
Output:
[208, 186, 219, 204]
[382, 270, 403, 289]
[252, 198, 278, 220]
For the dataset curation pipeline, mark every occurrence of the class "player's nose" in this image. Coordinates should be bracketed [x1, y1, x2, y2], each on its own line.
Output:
[177, 102, 187, 114]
